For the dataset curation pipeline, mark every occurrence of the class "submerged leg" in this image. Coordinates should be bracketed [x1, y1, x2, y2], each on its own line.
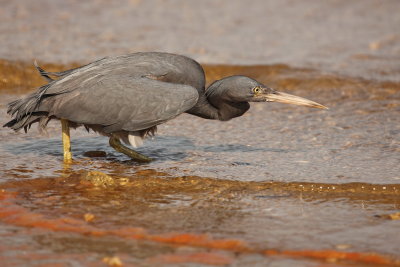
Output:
[61, 119, 72, 162]
[109, 136, 152, 163]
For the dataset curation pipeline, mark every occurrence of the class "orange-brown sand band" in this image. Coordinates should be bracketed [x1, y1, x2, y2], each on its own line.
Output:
[0, 190, 398, 266]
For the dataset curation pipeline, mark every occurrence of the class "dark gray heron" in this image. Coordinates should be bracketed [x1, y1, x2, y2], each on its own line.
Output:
[4, 52, 327, 163]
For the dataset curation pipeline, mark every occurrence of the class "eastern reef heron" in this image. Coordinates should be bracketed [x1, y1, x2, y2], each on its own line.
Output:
[4, 52, 327, 162]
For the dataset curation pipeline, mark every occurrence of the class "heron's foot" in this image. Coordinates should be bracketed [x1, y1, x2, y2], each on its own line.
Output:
[109, 137, 152, 163]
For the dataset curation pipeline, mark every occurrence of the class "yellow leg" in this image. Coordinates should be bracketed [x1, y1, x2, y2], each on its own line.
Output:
[61, 119, 72, 162]
[109, 136, 152, 163]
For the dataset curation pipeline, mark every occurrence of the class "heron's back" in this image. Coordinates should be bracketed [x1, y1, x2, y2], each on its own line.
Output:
[46, 52, 206, 96]
[4, 52, 204, 133]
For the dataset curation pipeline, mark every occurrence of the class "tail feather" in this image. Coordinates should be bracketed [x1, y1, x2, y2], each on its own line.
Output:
[34, 60, 80, 81]
[3, 83, 51, 132]
[34, 60, 53, 82]
[4, 114, 48, 132]
[4, 61, 82, 132]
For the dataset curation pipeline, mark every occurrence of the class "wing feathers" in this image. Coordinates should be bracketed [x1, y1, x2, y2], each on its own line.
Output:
[50, 76, 199, 132]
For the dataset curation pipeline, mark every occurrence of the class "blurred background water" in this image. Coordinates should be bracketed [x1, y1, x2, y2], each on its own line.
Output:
[1, 0, 399, 81]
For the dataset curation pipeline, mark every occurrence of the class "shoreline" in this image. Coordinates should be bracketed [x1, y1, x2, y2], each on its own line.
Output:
[1, 58, 400, 94]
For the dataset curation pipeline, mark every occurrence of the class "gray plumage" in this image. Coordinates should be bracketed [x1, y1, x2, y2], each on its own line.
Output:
[4, 52, 326, 152]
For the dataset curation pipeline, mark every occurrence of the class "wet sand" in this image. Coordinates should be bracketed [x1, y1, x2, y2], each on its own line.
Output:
[1, 1, 400, 266]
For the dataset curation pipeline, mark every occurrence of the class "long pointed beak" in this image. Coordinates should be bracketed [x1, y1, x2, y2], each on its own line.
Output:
[264, 91, 328, 109]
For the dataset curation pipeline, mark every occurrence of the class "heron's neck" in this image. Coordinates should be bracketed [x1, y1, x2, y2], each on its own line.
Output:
[186, 85, 249, 121]
[186, 93, 220, 120]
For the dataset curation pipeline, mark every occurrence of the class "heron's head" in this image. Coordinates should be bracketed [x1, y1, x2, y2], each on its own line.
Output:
[208, 76, 327, 109]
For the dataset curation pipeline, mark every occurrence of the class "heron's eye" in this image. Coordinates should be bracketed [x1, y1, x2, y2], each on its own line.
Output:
[253, 86, 261, 94]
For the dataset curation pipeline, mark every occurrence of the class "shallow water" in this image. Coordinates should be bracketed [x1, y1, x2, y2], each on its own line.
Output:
[0, 60, 399, 266]
[2, 63, 399, 184]
[1, 0, 400, 265]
